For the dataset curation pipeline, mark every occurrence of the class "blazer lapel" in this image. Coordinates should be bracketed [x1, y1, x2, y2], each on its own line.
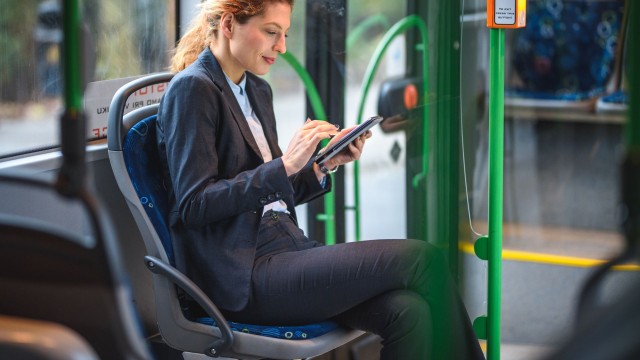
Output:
[246, 75, 282, 158]
[200, 50, 263, 160]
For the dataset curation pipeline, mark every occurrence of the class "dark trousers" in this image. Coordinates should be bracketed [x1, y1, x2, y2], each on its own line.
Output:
[226, 211, 485, 360]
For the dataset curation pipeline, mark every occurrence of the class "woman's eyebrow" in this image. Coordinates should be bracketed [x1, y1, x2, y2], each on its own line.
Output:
[264, 22, 289, 31]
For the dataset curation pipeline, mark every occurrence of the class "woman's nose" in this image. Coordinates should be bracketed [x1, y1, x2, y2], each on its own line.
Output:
[274, 34, 287, 54]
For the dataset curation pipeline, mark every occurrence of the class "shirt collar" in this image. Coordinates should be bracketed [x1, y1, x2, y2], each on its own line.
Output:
[224, 72, 247, 96]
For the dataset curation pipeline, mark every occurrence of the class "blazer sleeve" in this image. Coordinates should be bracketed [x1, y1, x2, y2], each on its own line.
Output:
[289, 160, 331, 206]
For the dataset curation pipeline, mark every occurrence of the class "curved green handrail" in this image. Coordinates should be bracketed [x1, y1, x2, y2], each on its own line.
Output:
[280, 52, 328, 120]
[352, 15, 429, 241]
[280, 51, 337, 245]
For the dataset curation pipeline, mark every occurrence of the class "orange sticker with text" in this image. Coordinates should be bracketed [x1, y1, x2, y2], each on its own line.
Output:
[487, 0, 526, 28]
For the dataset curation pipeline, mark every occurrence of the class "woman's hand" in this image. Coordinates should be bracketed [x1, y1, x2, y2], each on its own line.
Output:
[320, 125, 373, 170]
[282, 119, 339, 176]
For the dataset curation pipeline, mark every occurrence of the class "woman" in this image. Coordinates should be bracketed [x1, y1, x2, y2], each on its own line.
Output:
[156, 0, 484, 358]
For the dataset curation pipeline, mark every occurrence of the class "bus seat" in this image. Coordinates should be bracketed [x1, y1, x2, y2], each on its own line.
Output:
[0, 315, 99, 360]
[596, 1, 630, 114]
[0, 172, 152, 360]
[506, 0, 625, 112]
[107, 73, 364, 359]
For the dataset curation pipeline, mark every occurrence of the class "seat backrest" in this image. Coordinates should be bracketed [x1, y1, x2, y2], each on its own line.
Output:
[121, 114, 174, 265]
[507, 0, 625, 101]
[0, 173, 152, 360]
[107, 72, 175, 266]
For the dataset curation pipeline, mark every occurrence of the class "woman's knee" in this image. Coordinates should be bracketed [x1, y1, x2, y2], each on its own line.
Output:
[400, 239, 447, 268]
[400, 240, 450, 295]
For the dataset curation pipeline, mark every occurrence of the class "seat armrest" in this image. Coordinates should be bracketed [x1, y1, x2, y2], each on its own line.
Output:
[144, 256, 234, 357]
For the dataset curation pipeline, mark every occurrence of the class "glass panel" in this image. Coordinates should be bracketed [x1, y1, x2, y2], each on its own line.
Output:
[345, 0, 407, 242]
[459, 0, 628, 354]
[0, 0, 176, 158]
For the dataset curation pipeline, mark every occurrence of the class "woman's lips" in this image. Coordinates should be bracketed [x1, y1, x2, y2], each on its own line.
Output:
[263, 56, 275, 65]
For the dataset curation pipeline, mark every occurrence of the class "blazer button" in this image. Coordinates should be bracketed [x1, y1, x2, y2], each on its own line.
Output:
[275, 191, 282, 198]
[259, 197, 267, 205]
[267, 194, 275, 201]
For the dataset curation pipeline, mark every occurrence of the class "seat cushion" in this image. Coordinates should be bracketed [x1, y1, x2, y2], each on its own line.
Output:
[195, 317, 340, 340]
[122, 115, 174, 264]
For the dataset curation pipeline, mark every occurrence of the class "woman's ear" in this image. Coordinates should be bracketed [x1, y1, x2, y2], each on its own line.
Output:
[220, 13, 234, 39]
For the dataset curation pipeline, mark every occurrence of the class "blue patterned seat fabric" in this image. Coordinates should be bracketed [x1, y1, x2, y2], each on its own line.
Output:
[195, 317, 339, 340]
[508, 0, 625, 101]
[122, 115, 341, 340]
[599, 89, 627, 105]
[123, 115, 174, 265]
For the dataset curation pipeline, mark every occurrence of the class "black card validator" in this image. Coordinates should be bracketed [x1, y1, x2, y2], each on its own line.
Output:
[314, 115, 383, 165]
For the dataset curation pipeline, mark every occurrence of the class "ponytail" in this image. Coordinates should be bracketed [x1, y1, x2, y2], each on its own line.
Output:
[170, 9, 212, 73]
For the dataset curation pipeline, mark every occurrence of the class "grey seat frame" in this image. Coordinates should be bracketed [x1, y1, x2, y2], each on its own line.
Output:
[107, 73, 364, 359]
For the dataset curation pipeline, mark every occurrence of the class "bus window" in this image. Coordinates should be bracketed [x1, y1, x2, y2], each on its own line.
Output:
[345, 0, 407, 242]
[0, 0, 176, 159]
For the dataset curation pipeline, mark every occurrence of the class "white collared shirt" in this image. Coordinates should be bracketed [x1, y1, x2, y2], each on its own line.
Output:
[224, 73, 289, 214]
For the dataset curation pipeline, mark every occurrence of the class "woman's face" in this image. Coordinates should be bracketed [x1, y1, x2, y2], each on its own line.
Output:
[228, 2, 291, 77]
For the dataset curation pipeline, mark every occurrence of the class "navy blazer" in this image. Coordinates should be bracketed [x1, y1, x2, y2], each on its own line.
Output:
[156, 48, 330, 312]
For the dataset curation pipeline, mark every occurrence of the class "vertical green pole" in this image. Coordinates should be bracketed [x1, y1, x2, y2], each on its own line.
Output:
[57, 0, 87, 197]
[487, 28, 505, 360]
[628, 0, 640, 148]
[63, 0, 82, 112]
[430, 0, 461, 272]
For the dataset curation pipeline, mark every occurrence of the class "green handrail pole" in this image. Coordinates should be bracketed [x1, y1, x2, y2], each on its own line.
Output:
[63, 0, 82, 112]
[353, 15, 429, 241]
[280, 52, 337, 245]
[487, 28, 505, 360]
[57, 0, 87, 197]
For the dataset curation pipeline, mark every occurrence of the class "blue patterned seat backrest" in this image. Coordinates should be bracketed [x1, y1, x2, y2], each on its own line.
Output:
[122, 115, 174, 265]
[508, 0, 625, 101]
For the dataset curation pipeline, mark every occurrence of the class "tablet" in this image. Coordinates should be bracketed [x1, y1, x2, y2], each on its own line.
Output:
[315, 115, 383, 165]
